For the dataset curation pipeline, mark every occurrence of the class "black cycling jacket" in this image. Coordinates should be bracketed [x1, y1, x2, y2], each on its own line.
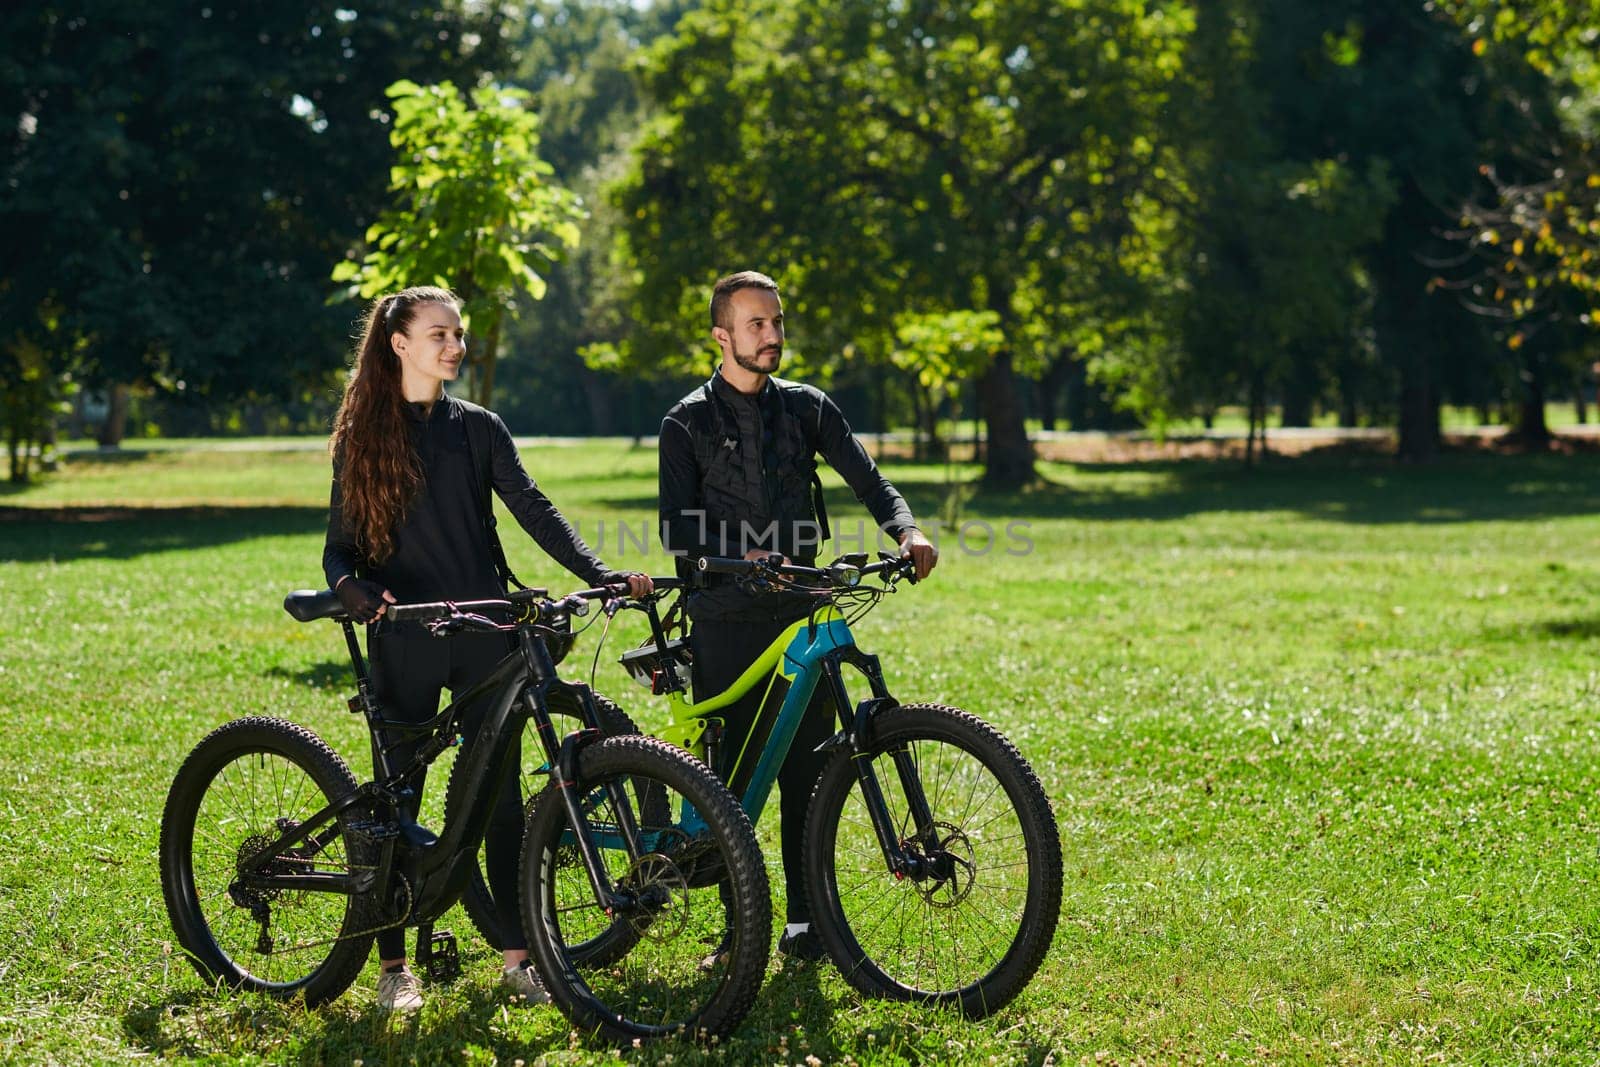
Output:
[323, 394, 613, 604]
[659, 372, 918, 621]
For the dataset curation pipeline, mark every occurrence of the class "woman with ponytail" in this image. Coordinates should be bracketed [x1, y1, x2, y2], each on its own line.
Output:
[323, 285, 651, 1013]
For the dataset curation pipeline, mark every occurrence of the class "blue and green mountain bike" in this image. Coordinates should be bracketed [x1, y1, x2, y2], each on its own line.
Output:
[610, 551, 1062, 1017]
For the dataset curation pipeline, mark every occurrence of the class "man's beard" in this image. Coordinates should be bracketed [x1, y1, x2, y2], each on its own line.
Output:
[733, 343, 781, 375]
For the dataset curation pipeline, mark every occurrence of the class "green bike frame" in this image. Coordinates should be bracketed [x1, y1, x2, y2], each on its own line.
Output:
[653, 605, 897, 837]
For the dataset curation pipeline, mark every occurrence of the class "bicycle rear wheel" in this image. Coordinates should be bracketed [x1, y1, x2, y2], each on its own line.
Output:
[459, 689, 638, 954]
[159, 716, 377, 1008]
[804, 703, 1062, 1017]
[521, 735, 770, 1043]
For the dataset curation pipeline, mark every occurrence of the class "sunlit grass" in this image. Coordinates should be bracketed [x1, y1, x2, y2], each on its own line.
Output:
[2, 441, 1598, 1063]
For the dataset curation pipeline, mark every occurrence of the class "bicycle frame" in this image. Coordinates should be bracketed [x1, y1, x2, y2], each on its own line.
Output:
[645, 600, 932, 878]
[236, 619, 649, 931]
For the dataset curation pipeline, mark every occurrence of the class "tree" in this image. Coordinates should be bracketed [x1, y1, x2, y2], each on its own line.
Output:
[2, 2, 513, 443]
[608, 0, 1194, 488]
[1439, 2, 1600, 445]
[495, 0, 696, 436]
[1162, 1, 1394, 457]
[331, 80, 583, 408]
[890, 310, 1004, 459]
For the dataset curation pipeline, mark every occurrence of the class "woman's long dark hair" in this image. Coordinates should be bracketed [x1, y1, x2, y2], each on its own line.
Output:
[329, 285, 460, 564]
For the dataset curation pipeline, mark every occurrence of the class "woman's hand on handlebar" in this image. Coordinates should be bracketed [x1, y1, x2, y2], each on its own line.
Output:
[335, 576, 396, 622]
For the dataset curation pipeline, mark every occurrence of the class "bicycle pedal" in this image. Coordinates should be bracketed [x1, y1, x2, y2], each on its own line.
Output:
[420, 929, 461, 983]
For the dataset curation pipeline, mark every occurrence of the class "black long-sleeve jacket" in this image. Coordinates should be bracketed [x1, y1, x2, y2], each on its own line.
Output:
[324, 395, 613, 603]
[659, 372, 918, 621]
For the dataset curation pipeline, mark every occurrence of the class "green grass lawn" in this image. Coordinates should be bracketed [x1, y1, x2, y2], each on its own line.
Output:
[2, 440, 1598, 1064]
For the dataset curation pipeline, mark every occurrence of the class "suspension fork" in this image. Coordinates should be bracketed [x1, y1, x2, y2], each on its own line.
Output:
[522, 673, 648, 914]
[819, 653, 940, 879]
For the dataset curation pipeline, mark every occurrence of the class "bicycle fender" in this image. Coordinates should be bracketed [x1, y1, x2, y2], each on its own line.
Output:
[554, 727, 605, 786]
[821, 695, 897, 753]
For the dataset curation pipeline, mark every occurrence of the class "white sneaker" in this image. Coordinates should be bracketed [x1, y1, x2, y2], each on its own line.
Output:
[501, 961, 550, 1005]
[377, 968, 424, 1013]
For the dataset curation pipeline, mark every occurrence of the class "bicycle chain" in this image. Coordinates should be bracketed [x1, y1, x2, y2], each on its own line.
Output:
[236, 854, 412, 955]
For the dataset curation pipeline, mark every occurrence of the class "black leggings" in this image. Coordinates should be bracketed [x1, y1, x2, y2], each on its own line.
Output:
[690, 616, 835, 925]
[367, 627, 523, 960]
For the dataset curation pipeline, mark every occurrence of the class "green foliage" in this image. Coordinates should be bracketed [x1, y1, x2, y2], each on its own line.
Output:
[1, 2, 514, 416]
[609, 0, 1196, 485]
[891, 311, 1004, 398]
[332, 80, 584, 408]
[492, 0, 699, 436]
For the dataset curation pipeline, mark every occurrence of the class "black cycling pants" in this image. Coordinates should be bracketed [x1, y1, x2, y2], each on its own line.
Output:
[367, 627, 522, 959]
[690, 616, 836, 924]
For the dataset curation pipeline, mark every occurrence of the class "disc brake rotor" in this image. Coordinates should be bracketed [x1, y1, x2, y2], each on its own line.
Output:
[617, 852, 690, 942]
[909, 821, 977, 908]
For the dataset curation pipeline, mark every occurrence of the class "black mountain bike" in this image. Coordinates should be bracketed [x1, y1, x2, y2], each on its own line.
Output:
[158, 584, 771, 1043]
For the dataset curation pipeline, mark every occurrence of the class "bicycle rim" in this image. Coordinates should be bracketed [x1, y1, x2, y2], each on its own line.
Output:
[808, 704, 1061, 1015]
[523, 735, 770, 1043]
[161, 717, 373, 1005]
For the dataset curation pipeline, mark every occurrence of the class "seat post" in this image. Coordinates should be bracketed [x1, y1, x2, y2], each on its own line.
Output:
[342, 619, 404, 780]
[341, 619, 370, 686]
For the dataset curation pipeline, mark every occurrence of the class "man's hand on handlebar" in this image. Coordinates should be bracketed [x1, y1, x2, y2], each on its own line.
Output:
[899, 528, 938, 581]
[617, 572, 655, 598]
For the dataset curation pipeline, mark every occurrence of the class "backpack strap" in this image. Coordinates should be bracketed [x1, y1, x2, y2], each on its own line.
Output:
[459, 401, 525, 592]
[778, 385, 831, 545]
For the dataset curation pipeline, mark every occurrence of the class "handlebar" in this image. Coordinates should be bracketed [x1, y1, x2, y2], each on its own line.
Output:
[695, 552, 916, 589]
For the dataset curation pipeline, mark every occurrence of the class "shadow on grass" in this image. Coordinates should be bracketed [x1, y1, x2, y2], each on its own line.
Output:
[604, 450, 1600, 527]
[1537, 618, 1600, 640]
[0, 505, 326, 563]
[264, 660, 357, 690]
[1494, 616, 1600, 642]
[125, 962, 1031, 1064]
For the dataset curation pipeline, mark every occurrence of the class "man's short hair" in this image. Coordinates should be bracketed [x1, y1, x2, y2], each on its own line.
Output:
[710, 271, 779, 330]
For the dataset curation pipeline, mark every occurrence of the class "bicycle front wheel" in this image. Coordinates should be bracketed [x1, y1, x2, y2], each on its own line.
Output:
[159, 716, 376, 1008]
[804, 703, 1062, 1017]
[459, 688, 638, 954]
[521, 735, 770, 1044]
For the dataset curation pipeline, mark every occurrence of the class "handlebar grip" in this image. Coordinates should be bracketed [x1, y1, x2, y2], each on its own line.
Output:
[696, 556, 758, 575]
[385, 601, 452, 623]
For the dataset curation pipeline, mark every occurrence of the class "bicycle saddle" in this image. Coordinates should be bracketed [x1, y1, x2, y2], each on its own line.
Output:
[283, 588, 346, 623]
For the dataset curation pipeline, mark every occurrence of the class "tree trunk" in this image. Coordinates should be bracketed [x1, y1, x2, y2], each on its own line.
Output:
[1575, 385, 1587, 425]
[1063, 357, 1089, 431]
[8, 426, 26, 484]
[1245, 369, 1266, 466]
[1036, 352, 1074, 432]
[977, 350, 1035, 489]
[1336, 377, 1358, 427]
[578, 364, 615, 436]
[1513, 354, 1550, 449]
[474, 312, 502, 409]
[97, 383, 130, 448]
[1279, 354, 1314, 428]
[1396, 370, 1439, 462]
